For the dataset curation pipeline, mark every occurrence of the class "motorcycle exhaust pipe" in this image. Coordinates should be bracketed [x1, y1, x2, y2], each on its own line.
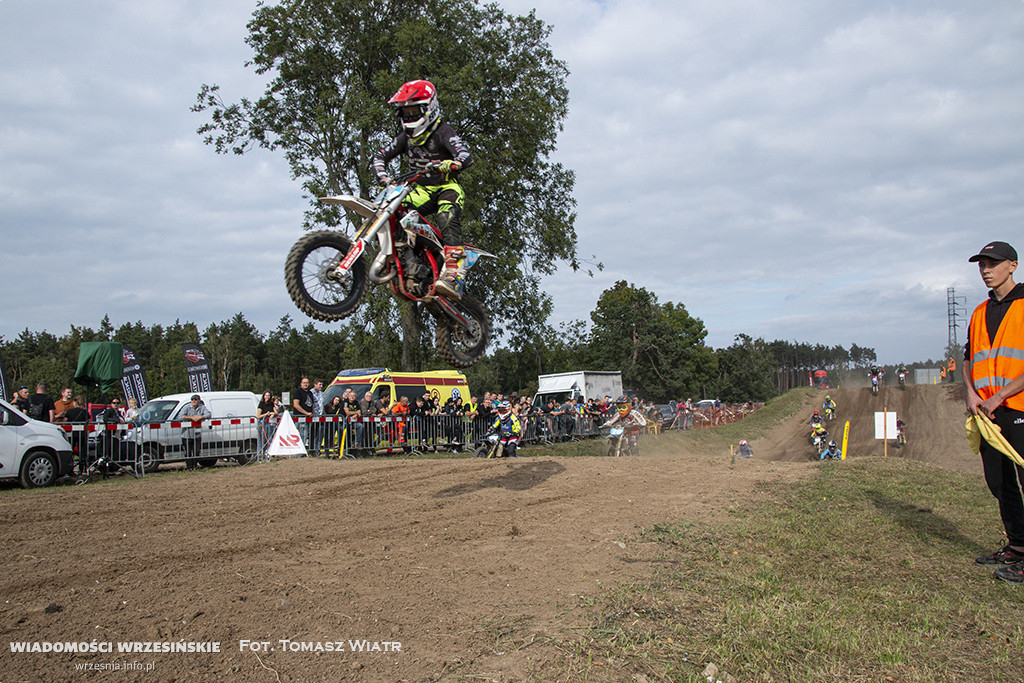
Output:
[367, 251, 397, 284]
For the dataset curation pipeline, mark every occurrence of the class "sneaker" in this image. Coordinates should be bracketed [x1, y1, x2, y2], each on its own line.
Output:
[975, 545, 1024, 565]
[994, 562, 1024, 584]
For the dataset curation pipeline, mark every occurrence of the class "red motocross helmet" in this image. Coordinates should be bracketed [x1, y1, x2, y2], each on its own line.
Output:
[388, 80, 441, 145]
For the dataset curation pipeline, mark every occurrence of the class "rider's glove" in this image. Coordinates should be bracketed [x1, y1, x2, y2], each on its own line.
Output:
[378, 175, 393, 187]
[438, 160, 461, 176]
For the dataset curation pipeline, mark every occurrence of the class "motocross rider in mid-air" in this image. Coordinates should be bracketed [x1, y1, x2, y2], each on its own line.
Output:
[602, 397, 648, 456]
[371, 80, 473, 300]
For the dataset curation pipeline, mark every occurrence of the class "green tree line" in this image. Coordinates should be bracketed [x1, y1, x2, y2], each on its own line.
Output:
[2, 281, 909, 406]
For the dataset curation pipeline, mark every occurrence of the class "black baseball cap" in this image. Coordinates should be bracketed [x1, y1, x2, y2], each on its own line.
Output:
[968, 241, 1017, 263]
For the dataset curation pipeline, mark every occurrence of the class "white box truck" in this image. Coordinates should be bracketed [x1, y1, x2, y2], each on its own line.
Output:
[532, 371, 623, 407]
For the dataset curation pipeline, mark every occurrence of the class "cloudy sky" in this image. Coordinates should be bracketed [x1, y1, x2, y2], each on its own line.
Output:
[3, 0, 1022, 364]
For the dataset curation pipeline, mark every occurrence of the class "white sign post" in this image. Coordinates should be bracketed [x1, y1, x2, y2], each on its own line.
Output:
[874, 410, 898, 457]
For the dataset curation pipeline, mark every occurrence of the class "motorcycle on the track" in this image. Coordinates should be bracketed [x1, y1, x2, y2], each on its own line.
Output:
[809, 429, 829, 457]
[895, 422, 907, 448]
[284, 165, 494, 368]
[871, 375, 879, 395]
[823, 405, 835, 421]
[474, 433, 504, 459]
[604, 426, 640, 457]
[898, 371, 906, 390]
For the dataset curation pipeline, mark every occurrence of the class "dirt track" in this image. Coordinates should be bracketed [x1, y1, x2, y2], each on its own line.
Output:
[0, 384, 976, 681]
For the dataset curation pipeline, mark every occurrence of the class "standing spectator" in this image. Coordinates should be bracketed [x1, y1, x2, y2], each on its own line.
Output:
[560, 396, 576, 440]
[63, 396, 90, 475]
[12, 386, 30, 414]
[28, 382, 55, 422]
[961, 241, 1024, 584]
[256, 391, 279, 461]
[342, 388, 363, 455]
[443, 395, 466, 451]
[389, 395, 411, 451]
[291, 377, 314, 454]
[99, 398, 124, 464]
[323, 394, 344, 456]
[409, 395, 430, 451]
[359, 390, 385, 453]
[53, 387, 74, 422]
[310, 379, 325, 455]
[180, 394, 211, 471]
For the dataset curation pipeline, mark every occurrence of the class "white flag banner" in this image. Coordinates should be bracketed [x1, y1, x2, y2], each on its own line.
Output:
[267, 411, 308, 458]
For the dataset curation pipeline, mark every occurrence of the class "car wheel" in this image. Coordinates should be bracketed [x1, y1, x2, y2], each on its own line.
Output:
[20, 451, 57, 488]
[140, 445, 162, 474]
[236, 439, 257, 466]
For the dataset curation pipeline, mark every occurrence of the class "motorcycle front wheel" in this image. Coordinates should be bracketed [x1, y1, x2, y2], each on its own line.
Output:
[285, 231, 368, 321]
[433, 296, 491, 368]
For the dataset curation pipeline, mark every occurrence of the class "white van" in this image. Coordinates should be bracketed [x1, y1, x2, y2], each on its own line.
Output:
[0, 398, 76, 487]
[130, 391, 259, 471]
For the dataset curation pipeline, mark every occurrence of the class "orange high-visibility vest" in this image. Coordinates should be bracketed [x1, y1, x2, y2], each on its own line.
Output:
[969, 299, 1024, 411]
[948, 358, 957, 371]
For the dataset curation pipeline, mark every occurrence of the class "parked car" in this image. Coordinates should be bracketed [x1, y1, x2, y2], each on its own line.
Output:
[0, 398, 75, 488]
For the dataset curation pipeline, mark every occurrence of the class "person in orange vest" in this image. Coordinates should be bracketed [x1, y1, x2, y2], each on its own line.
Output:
[388, 395, 411, 450]
[962, 241, 1024, 584]
[940, 366, 947, 379]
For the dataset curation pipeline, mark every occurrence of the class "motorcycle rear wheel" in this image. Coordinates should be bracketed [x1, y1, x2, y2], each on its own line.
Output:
[285, 231, 368, 321]
[433, 296, 491, 368]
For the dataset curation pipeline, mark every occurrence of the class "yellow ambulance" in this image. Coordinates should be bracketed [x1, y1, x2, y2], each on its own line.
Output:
[324, 368, 473, 410]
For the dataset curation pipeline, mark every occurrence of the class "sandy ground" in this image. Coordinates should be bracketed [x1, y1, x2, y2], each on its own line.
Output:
[0, 384, 974, 682]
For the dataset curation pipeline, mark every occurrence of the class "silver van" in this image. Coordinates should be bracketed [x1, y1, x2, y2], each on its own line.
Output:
[130, 391, 259, 471]
[0, 398, 76, 487]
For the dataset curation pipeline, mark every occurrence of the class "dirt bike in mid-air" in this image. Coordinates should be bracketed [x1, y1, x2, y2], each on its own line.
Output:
[285, 165, 494, 368]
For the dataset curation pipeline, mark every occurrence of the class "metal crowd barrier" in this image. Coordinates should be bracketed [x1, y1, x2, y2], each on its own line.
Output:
[285, 412, 605, 458]
[60, 417, 261, 477]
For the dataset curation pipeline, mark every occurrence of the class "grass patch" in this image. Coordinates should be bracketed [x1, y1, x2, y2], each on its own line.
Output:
[540, 457, 1024, 682]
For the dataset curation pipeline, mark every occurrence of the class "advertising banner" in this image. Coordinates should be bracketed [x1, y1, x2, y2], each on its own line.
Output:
[120, 345, 149, 406]
[181, 343, 213, 394]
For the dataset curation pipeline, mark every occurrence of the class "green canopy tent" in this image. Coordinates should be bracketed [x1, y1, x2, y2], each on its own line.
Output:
[75, 342, 124, 395]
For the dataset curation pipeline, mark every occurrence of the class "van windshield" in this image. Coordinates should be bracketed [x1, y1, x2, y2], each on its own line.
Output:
[324, 384, 371, 406]
[138, 400, 179, 424]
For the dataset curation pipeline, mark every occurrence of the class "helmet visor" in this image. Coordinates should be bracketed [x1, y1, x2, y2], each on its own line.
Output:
[397, 105, 424, 123]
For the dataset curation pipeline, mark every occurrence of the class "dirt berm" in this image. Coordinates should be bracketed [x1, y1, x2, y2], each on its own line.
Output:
[0, 383, 978, 682]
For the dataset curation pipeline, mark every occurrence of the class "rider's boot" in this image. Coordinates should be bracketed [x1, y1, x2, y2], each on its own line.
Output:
[434, 245, 466, 300]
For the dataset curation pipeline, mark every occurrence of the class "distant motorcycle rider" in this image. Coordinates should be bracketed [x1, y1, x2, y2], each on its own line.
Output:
[821, 439, 842, 461]
[486, 401, 522, 458]
[602, 397, 648, 456]
[371, 80, 473, 300]
[809, 409, 823, 426]
[823, 395, 837, 418]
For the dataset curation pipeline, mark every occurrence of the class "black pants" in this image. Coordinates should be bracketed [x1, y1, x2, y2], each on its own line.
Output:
[182, 434, 202, 470]
[980, 407, 1024, 546]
